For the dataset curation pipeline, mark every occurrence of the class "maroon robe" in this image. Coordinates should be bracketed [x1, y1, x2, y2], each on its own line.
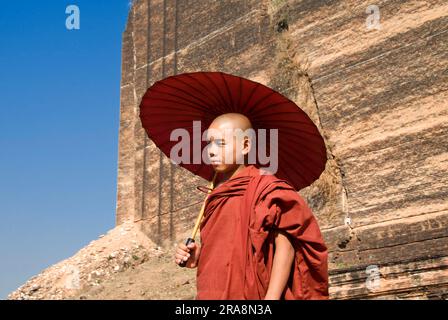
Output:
[196, 165, 329, 300]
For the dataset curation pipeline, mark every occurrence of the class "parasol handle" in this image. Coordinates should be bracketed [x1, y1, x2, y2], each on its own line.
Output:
[179, 172, 218, 268]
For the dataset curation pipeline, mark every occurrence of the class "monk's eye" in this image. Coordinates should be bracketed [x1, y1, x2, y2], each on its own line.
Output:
[209, 140, 225, 146]
[206, 139, 225, 147]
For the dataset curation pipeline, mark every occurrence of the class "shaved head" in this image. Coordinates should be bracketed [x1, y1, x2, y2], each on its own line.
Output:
[210, 113, 253, 131]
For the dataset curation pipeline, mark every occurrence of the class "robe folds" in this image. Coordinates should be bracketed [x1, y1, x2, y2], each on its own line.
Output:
[195, 165, 329, 300]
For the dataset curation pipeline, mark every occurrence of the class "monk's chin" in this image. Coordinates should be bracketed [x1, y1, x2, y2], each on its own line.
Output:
[211, 163, 239, 173]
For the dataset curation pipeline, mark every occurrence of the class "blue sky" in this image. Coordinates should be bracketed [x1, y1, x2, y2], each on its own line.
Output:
[0, 1, 130, 299]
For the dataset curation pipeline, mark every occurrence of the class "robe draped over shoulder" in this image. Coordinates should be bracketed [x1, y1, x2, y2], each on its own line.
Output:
[195, 165, 329, 300]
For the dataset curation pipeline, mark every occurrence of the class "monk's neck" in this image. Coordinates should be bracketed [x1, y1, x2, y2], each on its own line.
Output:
[215, 164, 247, 187]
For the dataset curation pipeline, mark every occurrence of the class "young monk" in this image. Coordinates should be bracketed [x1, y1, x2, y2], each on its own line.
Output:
[174, 113, 329, 300]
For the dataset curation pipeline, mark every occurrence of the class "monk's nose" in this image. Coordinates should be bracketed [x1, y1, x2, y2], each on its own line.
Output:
[208, 145, 216, 158]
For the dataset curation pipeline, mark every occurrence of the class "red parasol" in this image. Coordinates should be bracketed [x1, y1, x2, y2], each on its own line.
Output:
[139, 71, 327, 192]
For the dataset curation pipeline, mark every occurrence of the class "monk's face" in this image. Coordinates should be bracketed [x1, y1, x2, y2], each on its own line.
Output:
[205, 114, 252, 174]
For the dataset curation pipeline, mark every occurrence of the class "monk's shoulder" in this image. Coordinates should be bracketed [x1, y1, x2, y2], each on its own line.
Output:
[256, 171, 293, 189]
[254, 172, 301, 202]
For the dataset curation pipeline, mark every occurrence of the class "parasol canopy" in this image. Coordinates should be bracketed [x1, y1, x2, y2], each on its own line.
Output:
[139, 71, 327, 191]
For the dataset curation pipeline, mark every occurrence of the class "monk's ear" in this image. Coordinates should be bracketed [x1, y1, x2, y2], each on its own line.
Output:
[242, 136, 251, 155]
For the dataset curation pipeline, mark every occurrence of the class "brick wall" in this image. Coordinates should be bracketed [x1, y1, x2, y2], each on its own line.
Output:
[116, 0, 448, 299]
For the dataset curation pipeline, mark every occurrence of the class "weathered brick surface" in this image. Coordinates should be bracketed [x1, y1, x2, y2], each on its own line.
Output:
[116, 0, 448, 299]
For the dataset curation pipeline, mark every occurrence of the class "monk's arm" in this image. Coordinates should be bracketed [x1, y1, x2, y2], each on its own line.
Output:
[264, 230, 295, 300]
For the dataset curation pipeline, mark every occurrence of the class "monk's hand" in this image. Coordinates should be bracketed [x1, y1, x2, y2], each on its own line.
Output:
[174, 242, 200, 268]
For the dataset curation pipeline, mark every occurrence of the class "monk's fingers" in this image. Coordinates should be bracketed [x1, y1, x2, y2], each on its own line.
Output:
[178, 243, 190, 251]
[175, 252, 190, 261]
[174, 253, 184, 260]
[176, 248, 190, 257]
[177, 247, 191, 253]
